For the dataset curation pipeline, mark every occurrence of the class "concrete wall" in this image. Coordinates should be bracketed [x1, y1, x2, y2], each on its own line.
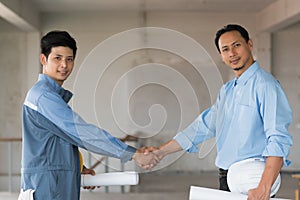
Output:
[38, 11, 258, 173]
[0, 30, 24, 192]
[0, 19, 39, 192]
[272, 21, 300, 171]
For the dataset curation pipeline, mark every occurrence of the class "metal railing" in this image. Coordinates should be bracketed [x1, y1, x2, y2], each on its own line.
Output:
[0, 138, 22, 193]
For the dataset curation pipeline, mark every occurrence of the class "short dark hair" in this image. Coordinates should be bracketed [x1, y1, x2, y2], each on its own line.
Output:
[214, 24, 250, 53]
[40, 30, 77, 58]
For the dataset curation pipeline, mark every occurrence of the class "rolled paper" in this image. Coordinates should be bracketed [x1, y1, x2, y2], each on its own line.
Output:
[81, 171, 139, 187]
[189, 186, 290, 200]
[189, 186, 247, 200]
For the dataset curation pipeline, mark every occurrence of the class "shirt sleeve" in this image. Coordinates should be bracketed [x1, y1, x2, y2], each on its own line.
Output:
[174, 94, 219, 153]
[37, 91, 136, 163]
[259, 81, 293, 166]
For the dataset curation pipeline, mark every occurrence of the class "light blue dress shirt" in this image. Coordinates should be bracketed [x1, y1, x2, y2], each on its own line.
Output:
[174, 62, 293, 169]
[21, 74, 136, 200]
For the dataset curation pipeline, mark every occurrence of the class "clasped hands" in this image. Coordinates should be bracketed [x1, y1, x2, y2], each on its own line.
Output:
[132, 146, 164, 170]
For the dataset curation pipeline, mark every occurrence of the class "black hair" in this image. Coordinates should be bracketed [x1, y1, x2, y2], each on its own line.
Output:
[40, 30, 77, 58]
[214, 24, 250, 53]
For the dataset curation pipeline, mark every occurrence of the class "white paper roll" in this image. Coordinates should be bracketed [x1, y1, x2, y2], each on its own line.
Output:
[189, 186, 247, 200]
[81, 171, 139, 187]
[189, 186, 290, 200]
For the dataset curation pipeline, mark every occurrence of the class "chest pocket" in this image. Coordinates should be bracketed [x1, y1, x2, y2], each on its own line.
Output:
[234, 104, 262, 131]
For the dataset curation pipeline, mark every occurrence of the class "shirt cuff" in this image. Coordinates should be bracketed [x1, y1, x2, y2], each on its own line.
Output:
[262, 141, 291, 166]
[120, 145, 137, 163]
[174, 132, 199, 153]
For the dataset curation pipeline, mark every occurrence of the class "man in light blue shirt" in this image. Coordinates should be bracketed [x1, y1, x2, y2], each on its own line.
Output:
[151, 24, 292, 199]
[20, 31, 160, 200]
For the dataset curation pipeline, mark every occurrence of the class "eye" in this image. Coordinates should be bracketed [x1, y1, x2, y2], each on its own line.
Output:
[67, 57, 74, 62]
[233, 43, 241, 48]
[222, 47, 229, 52]
[55, 56, 61, 61]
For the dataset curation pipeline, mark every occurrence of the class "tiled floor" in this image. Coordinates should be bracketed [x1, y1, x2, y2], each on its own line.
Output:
[0, 171, 298, 200]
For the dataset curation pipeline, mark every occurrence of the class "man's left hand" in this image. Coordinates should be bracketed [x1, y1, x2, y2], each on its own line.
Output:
[81, 166, 99, 190]
[247, 186, 271, 200]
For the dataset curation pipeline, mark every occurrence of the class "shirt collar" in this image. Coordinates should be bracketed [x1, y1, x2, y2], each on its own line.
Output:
[235, 61, 260, 86]
[38, 74, 73, 103]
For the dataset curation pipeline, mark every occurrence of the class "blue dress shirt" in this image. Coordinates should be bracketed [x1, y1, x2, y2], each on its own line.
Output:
[21, 74, 136, 200]
[174, 62, 293, 169]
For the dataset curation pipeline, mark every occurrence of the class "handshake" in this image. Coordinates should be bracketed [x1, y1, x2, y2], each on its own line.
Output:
[132, 146, 165, 170]
[131, 139, 181, 170]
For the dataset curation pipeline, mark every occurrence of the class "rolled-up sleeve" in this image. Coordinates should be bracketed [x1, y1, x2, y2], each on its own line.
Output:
[262, 136, 292, 166]
[260, 81, 293, 166]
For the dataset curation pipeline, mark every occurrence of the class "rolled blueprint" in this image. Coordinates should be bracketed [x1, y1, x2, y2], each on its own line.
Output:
[81, 171, 139, 187]
[189, 186, 290, 200]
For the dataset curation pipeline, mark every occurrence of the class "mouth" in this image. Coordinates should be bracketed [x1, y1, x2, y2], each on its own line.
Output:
[230, 58, 240, 65]
[58, 71, 68, 76]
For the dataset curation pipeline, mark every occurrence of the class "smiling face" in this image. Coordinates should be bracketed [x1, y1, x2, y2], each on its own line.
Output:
[40, 46, 75, 86]
[218, 30, 254, 77]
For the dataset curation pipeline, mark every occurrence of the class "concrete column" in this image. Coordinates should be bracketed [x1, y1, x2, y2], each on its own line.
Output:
[254, 32, 272, 73]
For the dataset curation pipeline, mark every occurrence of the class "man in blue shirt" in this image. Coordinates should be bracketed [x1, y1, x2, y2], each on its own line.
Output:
[149, 24, 293, 199]
[20, 31, 160, 200]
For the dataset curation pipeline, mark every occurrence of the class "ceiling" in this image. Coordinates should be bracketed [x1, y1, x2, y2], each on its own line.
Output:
[4, 0, 296, 33]
[32, 0, 277, 13]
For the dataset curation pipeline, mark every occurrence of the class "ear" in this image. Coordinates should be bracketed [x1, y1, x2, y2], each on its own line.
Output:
[248, 39, 253, 50]
[40, 54, 47, 66]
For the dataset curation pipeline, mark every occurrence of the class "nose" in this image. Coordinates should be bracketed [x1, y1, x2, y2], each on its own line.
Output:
[228, 48, 237, 57]
[61, 59, 67, 68]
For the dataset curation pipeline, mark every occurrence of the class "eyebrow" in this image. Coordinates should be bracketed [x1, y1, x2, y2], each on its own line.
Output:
[54, 54, 73, 58]
[221, 41, 239, 49]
